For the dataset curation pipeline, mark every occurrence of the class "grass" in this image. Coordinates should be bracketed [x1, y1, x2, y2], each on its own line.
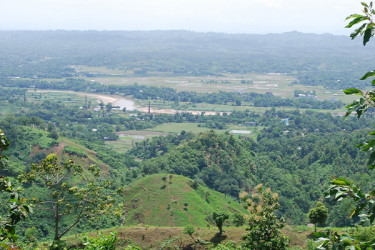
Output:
[120, 174, 246, 227]
[31, 137, 110, 175]
[145, 122, 218, 134]
[57, 225, 319, 249]
[41, 225, 370, 250]
[106, 124, 257, 154]
[78, 70, 297, 94]
[74, 66, 358, 103]
[105, 130, 168, 153]
[26, 91, 93, 107]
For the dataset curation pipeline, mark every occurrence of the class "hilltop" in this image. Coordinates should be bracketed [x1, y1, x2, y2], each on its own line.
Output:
[121, 174, 246, 227]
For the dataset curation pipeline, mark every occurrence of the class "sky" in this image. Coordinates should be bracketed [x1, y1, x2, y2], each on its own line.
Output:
[0, 0, 365, 35]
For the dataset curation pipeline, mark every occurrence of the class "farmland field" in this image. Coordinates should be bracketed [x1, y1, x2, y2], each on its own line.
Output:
[26, 90, 94, 107]
[145, 122, 215, 134]
[105, 131, 169, 153]
[76, 66, 356, 102]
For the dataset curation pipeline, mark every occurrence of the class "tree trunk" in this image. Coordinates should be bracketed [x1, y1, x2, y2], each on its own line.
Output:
[54, 203, 59, 240]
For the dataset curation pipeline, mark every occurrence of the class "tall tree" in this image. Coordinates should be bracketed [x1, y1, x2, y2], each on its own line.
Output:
[19, 154, 118, 248]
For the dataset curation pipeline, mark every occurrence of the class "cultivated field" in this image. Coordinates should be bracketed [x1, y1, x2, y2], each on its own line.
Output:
[76, 65, 354, 103]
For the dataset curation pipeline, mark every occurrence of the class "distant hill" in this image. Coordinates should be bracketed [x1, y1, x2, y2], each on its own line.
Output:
[0, 30, 374, 88]
[121, 174, 246, 227]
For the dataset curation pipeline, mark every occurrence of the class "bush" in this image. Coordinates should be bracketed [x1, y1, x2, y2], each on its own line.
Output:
[82, 231, 118, 250]
[240, 184, 289, 249]
[63, 145, 87, 158]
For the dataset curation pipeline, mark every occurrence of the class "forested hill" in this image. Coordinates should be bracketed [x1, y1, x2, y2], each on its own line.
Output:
[1, 30, 375, 88]
[131, 111, 375, 225]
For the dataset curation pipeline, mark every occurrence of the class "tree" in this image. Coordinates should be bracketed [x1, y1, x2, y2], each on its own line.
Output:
[162, 176, 167, 185]
[19, 153, 117, 248]
[106, 102, 113, 112]
[99, 101, 104, 110]
[0, 129, 32, 248]
[322, 2, 375, 248]
[308, 201, 328, 232]
[240, 184, 289, 250]
[327, 0, 375, 226]
[183, 225, 197, 244]
[232, 213, 245, 227]
[212, 212, 229, 236]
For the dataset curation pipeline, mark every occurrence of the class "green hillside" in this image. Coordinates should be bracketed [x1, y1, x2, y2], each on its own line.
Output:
[121, 174, 246, 227]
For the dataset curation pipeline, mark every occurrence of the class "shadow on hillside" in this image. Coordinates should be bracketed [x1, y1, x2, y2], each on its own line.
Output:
[182, 243, 195, 250]
[210, 233, 227, 246]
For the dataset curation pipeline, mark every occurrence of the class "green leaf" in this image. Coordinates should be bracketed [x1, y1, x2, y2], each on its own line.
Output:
[350, 23, 367, 39]
[363, 27, 373, 45]
[332, 178, 350, 185]
[360, 70, 375, 80]
[346, 14, 365, 20]
[346, 16, 367, 28]
[362, 2, 369, 7]
[343, 88, 362, 95]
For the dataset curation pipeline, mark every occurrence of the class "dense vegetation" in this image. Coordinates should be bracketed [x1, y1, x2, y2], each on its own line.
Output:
[1, 90, 374, 235]
[2, 29, 375, 248]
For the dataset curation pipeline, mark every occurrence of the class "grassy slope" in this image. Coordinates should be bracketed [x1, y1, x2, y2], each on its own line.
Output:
[30, 137, 109, 174]
[121, 174, 245, 227]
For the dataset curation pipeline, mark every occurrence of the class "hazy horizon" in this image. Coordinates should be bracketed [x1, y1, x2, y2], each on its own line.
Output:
[0, 0, 364, 35]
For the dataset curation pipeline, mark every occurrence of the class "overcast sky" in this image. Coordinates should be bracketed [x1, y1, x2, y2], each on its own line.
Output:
[0, 0, 365, 34]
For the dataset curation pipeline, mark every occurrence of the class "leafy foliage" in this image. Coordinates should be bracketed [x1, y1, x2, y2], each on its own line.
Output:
[212, 212, 229, 236]
[240, 184, 289, 250]
[315, 230, 363, 250]
[18, 154, 118, 242]
[308, 201, 328, 232]
[323, 1, 375, 248]
[0, 129, 32, 248]
[82, 231, 118, 250]
[327, 0, 375, 225]
[183, 225, 197, 244]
